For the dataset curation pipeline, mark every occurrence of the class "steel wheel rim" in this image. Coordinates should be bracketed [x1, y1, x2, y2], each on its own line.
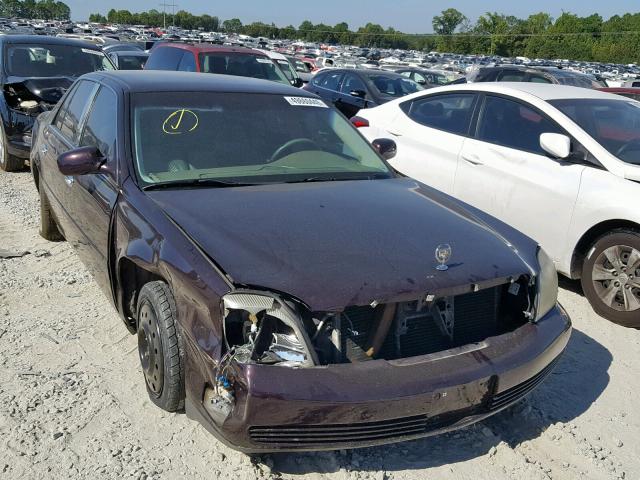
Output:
[592, 245, 640, 312]
[138, 303, 164, 396]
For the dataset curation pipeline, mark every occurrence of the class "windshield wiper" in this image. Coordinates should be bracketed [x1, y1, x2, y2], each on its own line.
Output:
[142, 179, 259, 191]
[285, 174, 388, 184]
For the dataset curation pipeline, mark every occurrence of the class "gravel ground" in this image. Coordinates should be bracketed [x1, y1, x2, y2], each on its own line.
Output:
[0, 169, 638, 480]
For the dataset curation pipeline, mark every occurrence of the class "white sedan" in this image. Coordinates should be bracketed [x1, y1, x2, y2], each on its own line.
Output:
[355, 83, 640, 327]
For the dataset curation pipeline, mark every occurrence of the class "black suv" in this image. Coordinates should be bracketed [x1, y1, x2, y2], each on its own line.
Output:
[0, 35, 115, 171]
[462, 65, 606, 89]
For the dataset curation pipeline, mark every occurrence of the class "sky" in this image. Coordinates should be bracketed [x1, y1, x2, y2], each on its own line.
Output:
[66, 0, 640, 33]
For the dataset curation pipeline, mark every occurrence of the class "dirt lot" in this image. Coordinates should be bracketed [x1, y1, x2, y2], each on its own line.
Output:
[0, 168, 638, 480]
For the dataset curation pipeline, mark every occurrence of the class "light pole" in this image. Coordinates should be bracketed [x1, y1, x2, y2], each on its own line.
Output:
[159, 2, 177, 30]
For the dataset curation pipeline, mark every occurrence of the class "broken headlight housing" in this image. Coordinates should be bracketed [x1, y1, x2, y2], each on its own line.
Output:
[535, 247, 558, 321]
[221, 292, 317, 367]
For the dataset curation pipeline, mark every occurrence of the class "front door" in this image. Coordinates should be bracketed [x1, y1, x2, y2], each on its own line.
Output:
[454, 94, 584, 263]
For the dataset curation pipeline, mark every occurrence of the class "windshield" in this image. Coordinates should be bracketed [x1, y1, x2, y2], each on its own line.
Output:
[132, 92, 392, 187]
[5, 44, 114, 77]
[551, 98, 640, 165]
[550, 71, 605, 89]
[367, 74, 424, 98]
[199, 52, 290, 85]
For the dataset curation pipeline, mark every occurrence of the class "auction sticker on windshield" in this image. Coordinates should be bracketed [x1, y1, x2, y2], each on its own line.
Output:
[284, 97, 328, 108]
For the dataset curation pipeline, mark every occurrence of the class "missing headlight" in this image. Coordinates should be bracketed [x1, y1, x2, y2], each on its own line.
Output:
[221, 292, 315, 367]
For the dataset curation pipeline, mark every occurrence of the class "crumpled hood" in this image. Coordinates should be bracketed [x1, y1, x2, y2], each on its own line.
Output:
[147, 178, 538, 311]
[5, 76, 73, 104]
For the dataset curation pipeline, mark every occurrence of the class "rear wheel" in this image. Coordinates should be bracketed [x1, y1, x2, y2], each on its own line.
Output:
[581, 229, 640, 328]
[0, 122, 24, 172]
[136, 281, 185, 412]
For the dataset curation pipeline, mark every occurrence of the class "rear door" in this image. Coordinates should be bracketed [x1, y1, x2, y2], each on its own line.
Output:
[454, 94, 584, 263]
[382, 92, 479, 194]
[65, 86, 120, 297]
[336, 73, 370, 118]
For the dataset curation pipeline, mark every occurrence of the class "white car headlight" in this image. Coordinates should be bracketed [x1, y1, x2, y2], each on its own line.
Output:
[535, 247, 558, 321]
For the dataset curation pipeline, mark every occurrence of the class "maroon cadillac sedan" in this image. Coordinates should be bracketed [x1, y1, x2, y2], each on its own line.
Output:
[30, 70, 571, 452]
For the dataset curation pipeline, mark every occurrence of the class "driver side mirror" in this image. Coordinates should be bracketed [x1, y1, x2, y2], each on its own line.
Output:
[350, 89, 367, 99]
[372, 138, 397, 160]
[57, 146, 105, 176]
[291, 78, 304, 88]
[540, 133, 571, 159]
[415, 78, 427, 85]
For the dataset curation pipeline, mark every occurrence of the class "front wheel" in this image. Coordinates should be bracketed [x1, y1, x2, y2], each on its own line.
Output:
[136, 281, 185, 412]
[0, 122, 24, 172]
[581, 229, 640, 328]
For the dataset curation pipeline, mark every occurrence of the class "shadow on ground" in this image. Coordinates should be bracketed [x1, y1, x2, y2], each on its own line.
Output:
[559, 276, 585, 296]
[264, 327, 611, 475]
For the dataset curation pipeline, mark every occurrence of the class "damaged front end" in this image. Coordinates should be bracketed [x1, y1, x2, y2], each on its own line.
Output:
[204, 269, 543, 426]
[3, 77, 71, 151]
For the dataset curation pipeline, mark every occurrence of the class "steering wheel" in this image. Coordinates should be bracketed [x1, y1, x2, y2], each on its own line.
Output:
[615, 139, 640, 161]
[270, 138, 319, 162]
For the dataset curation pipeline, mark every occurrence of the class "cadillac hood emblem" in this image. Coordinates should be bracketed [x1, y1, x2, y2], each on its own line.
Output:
[435, 244, 452, 271]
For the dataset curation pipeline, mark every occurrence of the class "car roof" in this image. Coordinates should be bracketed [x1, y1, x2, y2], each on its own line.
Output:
[82, 70, 314, 96]
[153, 42, 266, 56]
[0, 34, 101, 50]
[111, 51, 149, 57]
[426, 82, 626, 101]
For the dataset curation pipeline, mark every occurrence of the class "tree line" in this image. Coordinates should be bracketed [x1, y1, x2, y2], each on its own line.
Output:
[0, 0, 70, 20]
[4, 2, 639, 64]
[93, 8, 640, 63]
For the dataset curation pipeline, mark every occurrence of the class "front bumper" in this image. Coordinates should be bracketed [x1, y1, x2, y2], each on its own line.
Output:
[186, 304, 571, 452]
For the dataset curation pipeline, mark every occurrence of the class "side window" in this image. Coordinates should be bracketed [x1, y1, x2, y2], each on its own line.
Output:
[79, 87, 117, 170]
[144, 47, 184, 70]
[56, 80, 97, 143]
[477, 96, 563, 154]
[529, 74, 553, 84]
[311, 72, 324, 87]
[399, 71, 412, 78]
[497, 70, 526, 82]
[403, 94, 477, 136]
[318, 71, 343, 91]
[413, 72, 427, 84]
[53, 82, 79, 131]
[340, 74, 367, 94]
[177, 51, 196, 72]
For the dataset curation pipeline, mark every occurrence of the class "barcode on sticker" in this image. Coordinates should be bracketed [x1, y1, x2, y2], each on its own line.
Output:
[284, 96, 328, 108]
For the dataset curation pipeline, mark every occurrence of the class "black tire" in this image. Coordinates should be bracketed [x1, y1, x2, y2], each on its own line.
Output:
[136, 281, 185, 412]
[39, 185, 64, 241]
[0, 122, 24, 172]
[581, 229, 640, 328]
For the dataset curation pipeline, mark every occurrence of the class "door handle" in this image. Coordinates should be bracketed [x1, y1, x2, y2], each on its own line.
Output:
[461, 153, 484, 165]
[64, 176, 74, 187]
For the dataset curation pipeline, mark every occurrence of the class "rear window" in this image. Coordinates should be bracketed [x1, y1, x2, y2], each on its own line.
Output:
[117, 54, 148, 70]
[367, 74, 424, 98]
[5, 43, 113, 77]
[199, 52, 289, 85]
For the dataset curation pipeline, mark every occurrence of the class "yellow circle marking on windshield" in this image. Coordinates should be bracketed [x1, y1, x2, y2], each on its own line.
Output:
[162, 109, 199, 135]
